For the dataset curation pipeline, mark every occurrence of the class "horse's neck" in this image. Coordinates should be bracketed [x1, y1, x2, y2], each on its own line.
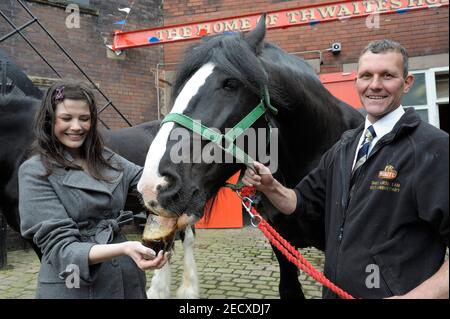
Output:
[269, 100, 345, 187]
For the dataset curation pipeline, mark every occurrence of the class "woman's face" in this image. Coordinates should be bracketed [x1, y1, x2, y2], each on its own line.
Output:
[54, 99, 91, 154]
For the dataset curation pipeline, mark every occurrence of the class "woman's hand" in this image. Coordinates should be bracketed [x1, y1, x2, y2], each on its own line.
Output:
[123, 241, 170, 271]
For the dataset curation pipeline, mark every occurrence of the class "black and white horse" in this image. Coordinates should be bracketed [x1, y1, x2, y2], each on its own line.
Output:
[138, 15, 363, 299]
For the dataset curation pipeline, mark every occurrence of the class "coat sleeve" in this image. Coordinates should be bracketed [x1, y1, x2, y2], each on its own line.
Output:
[414, 134, 449, 247]
[291, 142, 339, 249]
[18, 158, 99, 283]
[294, 142, 338, 218]
[110, 152, 143, 190]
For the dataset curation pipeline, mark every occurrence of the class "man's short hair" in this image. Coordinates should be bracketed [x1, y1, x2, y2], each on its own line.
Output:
[360, 40, 409, 78]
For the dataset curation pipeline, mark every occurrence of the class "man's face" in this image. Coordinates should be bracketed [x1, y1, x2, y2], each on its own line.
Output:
[356, 51, 414, 123]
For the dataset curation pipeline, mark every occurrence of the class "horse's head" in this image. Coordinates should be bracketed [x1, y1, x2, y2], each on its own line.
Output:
[138, 15, 275, 221]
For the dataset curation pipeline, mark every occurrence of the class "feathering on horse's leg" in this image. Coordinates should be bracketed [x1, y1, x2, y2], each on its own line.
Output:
[176, 226, 199, 299]
[147, 259, 172, 299]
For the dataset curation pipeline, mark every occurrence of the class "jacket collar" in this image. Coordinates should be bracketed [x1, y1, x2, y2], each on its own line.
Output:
[62, 147, 116, 162]
[341, 107, 421, 147]
[59, 148, 123, 196]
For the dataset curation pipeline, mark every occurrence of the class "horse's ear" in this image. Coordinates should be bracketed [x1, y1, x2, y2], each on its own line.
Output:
[245, 14, 266, 54]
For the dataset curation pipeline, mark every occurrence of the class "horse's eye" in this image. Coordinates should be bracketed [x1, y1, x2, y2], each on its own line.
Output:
[223, 79, 239, 91]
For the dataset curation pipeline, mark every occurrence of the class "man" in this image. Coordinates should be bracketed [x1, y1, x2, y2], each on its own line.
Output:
[243, 40, 448, 299]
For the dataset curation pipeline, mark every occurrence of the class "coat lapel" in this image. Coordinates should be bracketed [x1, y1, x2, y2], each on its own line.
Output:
[62, 169, 123, 196]
[60, 148, 123, 196]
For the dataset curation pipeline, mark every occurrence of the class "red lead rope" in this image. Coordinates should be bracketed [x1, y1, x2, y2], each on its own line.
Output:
[240, 194, 355, 299]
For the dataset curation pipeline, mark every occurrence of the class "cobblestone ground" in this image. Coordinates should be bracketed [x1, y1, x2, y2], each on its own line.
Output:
[0, 227, 324, 299]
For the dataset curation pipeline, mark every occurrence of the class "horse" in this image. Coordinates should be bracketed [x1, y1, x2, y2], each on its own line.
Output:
[137, 14, 364, 299]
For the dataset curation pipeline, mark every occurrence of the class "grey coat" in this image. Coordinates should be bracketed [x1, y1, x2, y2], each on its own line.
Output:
[18, 148, 146, 299]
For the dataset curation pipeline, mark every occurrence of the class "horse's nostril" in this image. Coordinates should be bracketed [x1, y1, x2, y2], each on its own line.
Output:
[156, 184, 162, 192]
[149, 200, 157, 208]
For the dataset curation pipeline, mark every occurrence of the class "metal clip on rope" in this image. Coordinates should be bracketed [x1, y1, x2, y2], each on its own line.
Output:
[241, 196, 262, 227]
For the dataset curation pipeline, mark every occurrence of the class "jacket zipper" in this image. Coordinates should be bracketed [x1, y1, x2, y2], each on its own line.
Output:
[339, 144, 349, 243]
[330, 122, 406, 297]
[339, 138, 387, 242]
[331, 141, 350, 295]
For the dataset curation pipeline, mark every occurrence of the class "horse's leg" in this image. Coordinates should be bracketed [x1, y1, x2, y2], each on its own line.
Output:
[147, 259, 172, 298]
[272, 244, 306, 299]
[176, 226, 199, 299]
[1, 203, 42, 260]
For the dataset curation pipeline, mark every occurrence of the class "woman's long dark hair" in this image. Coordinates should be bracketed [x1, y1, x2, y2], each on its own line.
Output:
[33, 80, 120, 181]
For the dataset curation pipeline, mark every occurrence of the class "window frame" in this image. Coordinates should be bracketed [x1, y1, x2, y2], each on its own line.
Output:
[404, 67, 449, 129]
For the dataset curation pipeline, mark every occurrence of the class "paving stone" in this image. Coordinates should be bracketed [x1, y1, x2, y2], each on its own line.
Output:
[206, 289, 226, 295]
[241, 287, 259, 293]
[232, 278, 251, 284]
[222, 285, 241, 291]
[260, 289, 279, 296]
[225, 290, 245, 297]
[208, 294, 227, 299]
[200, 283, 217, 289]
[245, 293, 264, 298]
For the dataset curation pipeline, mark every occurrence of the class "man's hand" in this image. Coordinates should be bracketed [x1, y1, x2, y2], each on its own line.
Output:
[242, 161, 298, 215]
[242, 161, 275, 194]
[385, 260, 449, 299]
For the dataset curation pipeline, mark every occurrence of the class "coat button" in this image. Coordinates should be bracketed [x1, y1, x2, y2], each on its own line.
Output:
[111, 258, 119, 267]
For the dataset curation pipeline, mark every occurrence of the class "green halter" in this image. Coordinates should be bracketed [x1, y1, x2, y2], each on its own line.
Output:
[160, 85, 277, 174]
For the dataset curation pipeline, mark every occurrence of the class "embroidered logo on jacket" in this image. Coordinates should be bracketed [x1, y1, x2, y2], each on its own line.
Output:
[370, 164, 400, 192]
[378, 165, 398, 180]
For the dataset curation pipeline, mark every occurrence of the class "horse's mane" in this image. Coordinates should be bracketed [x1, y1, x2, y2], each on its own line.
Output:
[173, 32, 344, 116]
[172, 32, 268, 103]
[261, 43, 337, 110]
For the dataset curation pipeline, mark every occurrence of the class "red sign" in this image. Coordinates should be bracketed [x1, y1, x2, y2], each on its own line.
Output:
[113, 0, 449, 50]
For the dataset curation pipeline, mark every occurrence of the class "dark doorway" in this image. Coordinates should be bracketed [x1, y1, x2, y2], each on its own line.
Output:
[438, 103, 449, 134]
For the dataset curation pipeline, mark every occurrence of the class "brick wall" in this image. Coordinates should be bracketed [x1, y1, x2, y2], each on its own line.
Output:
[161, 0, 449, 74]
[0, 0, 164, 128]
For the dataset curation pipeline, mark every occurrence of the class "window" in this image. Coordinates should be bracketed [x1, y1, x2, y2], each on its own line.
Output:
[403, 72, 429, 122]
[403, 67, 449, 131]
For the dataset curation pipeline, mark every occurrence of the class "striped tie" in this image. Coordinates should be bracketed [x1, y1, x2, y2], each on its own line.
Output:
[352, 125, 376, 174]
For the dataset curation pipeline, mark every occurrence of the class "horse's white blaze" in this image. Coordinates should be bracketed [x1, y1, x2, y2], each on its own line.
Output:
[137, 63, 216, 200]
[176, 226, 199, 299]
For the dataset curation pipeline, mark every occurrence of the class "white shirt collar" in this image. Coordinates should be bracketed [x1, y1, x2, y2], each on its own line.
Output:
[352, 106, 405, 169]
[365, 106, 405, 141]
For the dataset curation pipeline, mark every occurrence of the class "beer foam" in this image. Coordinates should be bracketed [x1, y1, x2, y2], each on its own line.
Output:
[143, 226, 174, 240]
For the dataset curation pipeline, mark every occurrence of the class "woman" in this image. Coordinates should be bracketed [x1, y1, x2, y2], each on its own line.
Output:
[18, 81, 168, 298]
